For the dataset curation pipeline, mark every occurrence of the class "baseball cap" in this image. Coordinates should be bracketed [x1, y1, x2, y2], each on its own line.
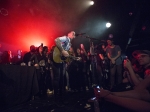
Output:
[132, 50, 150, 58]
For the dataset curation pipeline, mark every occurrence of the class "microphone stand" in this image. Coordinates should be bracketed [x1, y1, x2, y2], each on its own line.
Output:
[83, 35, 98, 87]
[84, 36, 101, 41]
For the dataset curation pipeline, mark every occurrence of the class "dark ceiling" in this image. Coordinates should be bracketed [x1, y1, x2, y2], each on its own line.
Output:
[72, 0, 150, 55]
[0, 0, 150, 55]
[88, 0, 150, 52]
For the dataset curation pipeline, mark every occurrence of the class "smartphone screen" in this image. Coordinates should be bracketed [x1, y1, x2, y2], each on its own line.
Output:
[124, 56, 128, 60]
[96, 86, 100, 89]
[123, 56, 128, 62]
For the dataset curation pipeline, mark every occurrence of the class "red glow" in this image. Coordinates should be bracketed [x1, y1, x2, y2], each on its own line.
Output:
[0, 10, 57, 52]
[0, 0, 82, 53]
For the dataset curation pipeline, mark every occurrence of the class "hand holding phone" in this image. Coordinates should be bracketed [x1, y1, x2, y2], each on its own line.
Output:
[124, 56, 128, 60]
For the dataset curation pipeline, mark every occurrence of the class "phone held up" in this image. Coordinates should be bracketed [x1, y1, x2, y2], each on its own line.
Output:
[124, 56, 128, 61]
[93, 85, 100, 92]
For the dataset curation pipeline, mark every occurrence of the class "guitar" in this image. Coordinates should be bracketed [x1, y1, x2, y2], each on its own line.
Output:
[52, 46, 81, 63]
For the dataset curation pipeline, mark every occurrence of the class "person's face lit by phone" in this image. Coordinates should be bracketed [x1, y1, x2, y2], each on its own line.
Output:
[136, 54, 150, 66]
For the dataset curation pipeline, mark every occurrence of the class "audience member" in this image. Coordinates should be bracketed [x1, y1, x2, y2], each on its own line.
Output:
[106, 37, 123, 90]
[0, 51, 10, 64]
[94, 50, 150, 112]
[23, 45, 38, 66]
[52, 31, 77, 107]
[90, 42, 103, 87]
[99, 43, 110, 88]
[12, 50, 23, 65]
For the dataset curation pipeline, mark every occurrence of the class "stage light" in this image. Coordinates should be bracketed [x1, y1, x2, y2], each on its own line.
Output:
[129, 12, 133, 16]
[89, 1, 94, 5]
[109, 34, 113, 38]
[106, 22, 111, 28]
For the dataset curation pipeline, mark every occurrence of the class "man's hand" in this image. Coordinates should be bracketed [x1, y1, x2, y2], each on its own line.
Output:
[76, 57, 82, 61]
[111, 58, 116, 64]
[80, 44, 85, 50]
[62, 50, 69, 57]
[94, 88, 110, 99]
[124, 59, 132, 69]
[34, 64, 39, 69]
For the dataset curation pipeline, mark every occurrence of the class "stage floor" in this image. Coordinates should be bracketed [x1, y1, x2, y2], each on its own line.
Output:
[1, 89, 95, 112]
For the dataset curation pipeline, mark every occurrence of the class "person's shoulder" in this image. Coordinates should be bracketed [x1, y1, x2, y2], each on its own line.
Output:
[58, 35, 68, 40]
[56, 35, 65, 39]
[24, 52, 30, 55]
[56, 35, 68, 42]
[115, 45, 121, 50]
[59, 35, 66, 38]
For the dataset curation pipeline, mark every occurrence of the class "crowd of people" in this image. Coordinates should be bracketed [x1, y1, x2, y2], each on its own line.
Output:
[0, 31, 150, 111]
[94, 50, 150, 111]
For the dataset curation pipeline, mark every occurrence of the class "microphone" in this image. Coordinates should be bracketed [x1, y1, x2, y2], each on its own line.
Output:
[75, 33, 86, 36]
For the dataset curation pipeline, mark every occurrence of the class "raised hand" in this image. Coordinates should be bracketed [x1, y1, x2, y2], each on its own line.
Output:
[94, 88, 111, 99]
[124, 59, 132, 69]
[80, 44, 85, 50]
[76, 57, 82, 61]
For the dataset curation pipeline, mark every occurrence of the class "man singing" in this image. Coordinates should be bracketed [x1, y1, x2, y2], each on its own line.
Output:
[52, 31, 76, 107]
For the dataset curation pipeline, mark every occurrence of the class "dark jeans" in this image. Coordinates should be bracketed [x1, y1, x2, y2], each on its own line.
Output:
[101, 60, 110, 88]
[52, 62, 65, 98]
[83, 62, 91, 88]
[91, 62, 103, 86]
[45, 69, 53, 91]
[110, 64, 123, 88]
[91, 62, 97, 85]
[36, 68, 46, 94]
[67, 61, 78, 90]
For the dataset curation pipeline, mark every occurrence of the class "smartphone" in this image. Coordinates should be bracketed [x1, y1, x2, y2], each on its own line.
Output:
[96, 86, 100, 89]
[88, 97, 96, 102]
[124, 56, 128, 60]
[97, 86, 101, 92]
[91, 97, 96, 100]
[93, 85, 100, 88]
[93, 86, 100, 92]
